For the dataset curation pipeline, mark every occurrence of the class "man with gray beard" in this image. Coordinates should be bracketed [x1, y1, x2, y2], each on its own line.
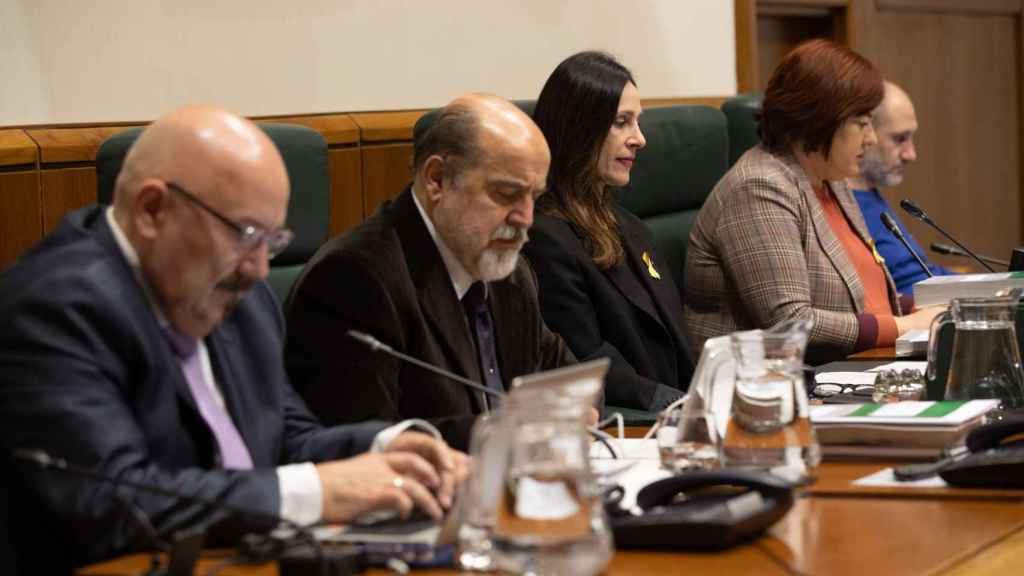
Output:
[284, 94, 578, 449]
[849, 81, 953, 293]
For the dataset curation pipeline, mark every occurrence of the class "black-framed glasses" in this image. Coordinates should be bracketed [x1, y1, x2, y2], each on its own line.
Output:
[165, 182, 294, 259]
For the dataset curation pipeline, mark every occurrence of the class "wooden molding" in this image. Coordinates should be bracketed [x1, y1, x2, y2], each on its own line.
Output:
[26, 126, 138, 164]
[0, 130, 38, 167]
[876, 0, 1021, 15]
[759, 0, 846, 6]
[643, 96, 731, 108]
[351, 111, 429, 143]
[259, 113, 359, 146]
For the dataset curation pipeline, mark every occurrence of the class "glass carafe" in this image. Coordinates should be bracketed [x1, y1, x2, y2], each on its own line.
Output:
[927, 291, 1024, 411]
[713, 319, 820, 470]
[456, 377, 612, 575]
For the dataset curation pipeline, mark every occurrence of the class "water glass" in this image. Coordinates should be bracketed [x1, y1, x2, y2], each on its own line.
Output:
[657, 405, 721, 472]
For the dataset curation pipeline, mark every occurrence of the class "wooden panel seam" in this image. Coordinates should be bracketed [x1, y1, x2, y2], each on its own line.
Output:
[0, 129, 39, 167]
[876, 0, 1021, 15]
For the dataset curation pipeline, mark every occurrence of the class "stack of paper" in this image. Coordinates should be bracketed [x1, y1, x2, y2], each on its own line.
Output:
[894, 328, 929, 357]
[810, 400, 999, 459]
[913, 272, 1024, 307]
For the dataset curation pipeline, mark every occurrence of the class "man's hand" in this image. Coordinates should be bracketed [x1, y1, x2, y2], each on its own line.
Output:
[315, 452, 445, 523]
[384, 431, 469, 509]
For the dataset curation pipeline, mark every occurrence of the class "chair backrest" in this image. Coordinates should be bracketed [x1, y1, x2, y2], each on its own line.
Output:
[95, 123, 330, 305]
[616, 105, 729, 301]
[721, 93, 763, 168]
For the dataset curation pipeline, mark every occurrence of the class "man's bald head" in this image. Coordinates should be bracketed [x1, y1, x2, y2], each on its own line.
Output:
[854, 81, 919, 189]
[412, 94, 549, 189]
[413, 94, 550, 281]
[114, 106, 288, 218]
[115, 105, 291, 338]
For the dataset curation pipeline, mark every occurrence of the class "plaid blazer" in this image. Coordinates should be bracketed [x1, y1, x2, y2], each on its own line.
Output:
[683, 145, 901, 362]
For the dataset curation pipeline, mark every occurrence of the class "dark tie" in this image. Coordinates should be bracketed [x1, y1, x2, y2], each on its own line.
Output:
[163, 327, 254, 469]
[461, 282, 504, 409]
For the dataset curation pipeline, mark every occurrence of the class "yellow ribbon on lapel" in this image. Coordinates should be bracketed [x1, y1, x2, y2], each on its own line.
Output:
[642, 251, 661, 280]
[867, 239, 886, 266]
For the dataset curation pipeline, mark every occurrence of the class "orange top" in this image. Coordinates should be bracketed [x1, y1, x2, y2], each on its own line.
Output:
[815, 185, 898, 347]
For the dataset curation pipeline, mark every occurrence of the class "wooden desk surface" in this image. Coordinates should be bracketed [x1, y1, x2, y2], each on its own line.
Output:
[78, 461, 1024, 576]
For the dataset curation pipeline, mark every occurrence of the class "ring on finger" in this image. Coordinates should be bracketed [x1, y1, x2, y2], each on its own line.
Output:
[392, 476, 405, 490]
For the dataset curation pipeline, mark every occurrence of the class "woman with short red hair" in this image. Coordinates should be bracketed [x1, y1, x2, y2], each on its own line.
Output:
[684, 39, 940, 363]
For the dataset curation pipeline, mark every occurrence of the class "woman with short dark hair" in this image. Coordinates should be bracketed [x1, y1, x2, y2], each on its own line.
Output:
[524, 51, 693, 412]
[684, 39, 940, 363]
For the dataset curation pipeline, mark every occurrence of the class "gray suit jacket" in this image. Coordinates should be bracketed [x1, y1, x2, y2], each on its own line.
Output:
[684, 145, 901, 363]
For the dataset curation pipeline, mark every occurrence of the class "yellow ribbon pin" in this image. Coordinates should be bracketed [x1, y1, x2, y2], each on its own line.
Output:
[868, 239, 886, 266]
[642, 251, 661, 280]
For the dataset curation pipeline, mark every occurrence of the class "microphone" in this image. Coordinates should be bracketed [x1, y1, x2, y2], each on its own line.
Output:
[347, 330, 621, 458]
[931, 243, 1010, 269]
[880, 213, 933, 278]
[900, 199, 995, 272]
[12, 449, 351, 576]
[347, 330, 504, 399]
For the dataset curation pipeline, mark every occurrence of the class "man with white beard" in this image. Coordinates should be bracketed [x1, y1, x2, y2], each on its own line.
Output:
[284, 94, 580, 449]
[849, 81, 952, 293]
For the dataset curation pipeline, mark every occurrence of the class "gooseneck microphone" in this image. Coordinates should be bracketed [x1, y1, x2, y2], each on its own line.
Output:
[12, 449, 343, 576]
[900, 199, 995, 272]
[931, 242, 1010, 269]
[347, 330, 504, 399]
[880, 212, 933, 278]
[347, 330, 621, 458]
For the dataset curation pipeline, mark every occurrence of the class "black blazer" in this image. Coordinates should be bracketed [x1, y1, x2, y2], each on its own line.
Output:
[0, 207, 386, 573]
[285, 187, 576, 450]
[523, 205, 693, 411]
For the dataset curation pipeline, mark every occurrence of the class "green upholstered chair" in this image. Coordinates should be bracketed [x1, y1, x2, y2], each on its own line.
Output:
[720, 93, 763, 168]
[95, 123, 330, 305]
[615, 105, 729, 304]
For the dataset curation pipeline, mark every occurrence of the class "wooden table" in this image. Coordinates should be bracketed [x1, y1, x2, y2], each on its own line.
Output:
[78, 460, 1024, 576]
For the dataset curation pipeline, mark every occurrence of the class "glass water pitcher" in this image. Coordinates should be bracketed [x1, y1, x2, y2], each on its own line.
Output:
[927, 290, 1024, 411]
[456, 375, 612, 575]
[705, 318, 820, 471]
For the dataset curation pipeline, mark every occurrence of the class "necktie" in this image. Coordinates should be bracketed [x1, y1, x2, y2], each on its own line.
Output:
[461, 282, 504, 409]
[163, 327, 254, 470]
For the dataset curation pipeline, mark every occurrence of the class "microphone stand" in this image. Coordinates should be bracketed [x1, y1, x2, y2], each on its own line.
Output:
[931, 243, 1010, 269]
[880, 212, 933, 279]
[900, 199, 995, 272]
[347, 330, 621, 459]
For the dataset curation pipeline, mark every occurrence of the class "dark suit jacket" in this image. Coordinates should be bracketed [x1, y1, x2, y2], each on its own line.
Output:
[523, 206, 693, 411]
[285, 188, 576, 450]
[0, 206, 387, 574]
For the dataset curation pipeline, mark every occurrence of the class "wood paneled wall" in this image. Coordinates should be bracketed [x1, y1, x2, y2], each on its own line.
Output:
[735, 0, 1024, 271]
[0, 97, 723, 271]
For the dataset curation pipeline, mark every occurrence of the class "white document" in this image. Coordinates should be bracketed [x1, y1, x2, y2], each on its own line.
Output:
[853, 467, 948, 488]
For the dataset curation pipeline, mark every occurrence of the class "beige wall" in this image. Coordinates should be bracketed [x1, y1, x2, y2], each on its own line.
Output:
[0, 0, 736, 126]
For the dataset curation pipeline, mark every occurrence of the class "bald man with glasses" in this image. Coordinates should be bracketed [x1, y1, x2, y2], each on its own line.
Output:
[0, 106, 465, 574]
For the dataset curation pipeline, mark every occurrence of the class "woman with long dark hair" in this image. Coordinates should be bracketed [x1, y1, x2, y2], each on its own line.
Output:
[684, 39, 941, 363]
[524, 51, 692, 412]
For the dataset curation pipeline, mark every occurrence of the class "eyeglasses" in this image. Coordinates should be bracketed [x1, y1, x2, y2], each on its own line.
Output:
[165, 182, 294, 259]
[811, 383, 875, 398]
